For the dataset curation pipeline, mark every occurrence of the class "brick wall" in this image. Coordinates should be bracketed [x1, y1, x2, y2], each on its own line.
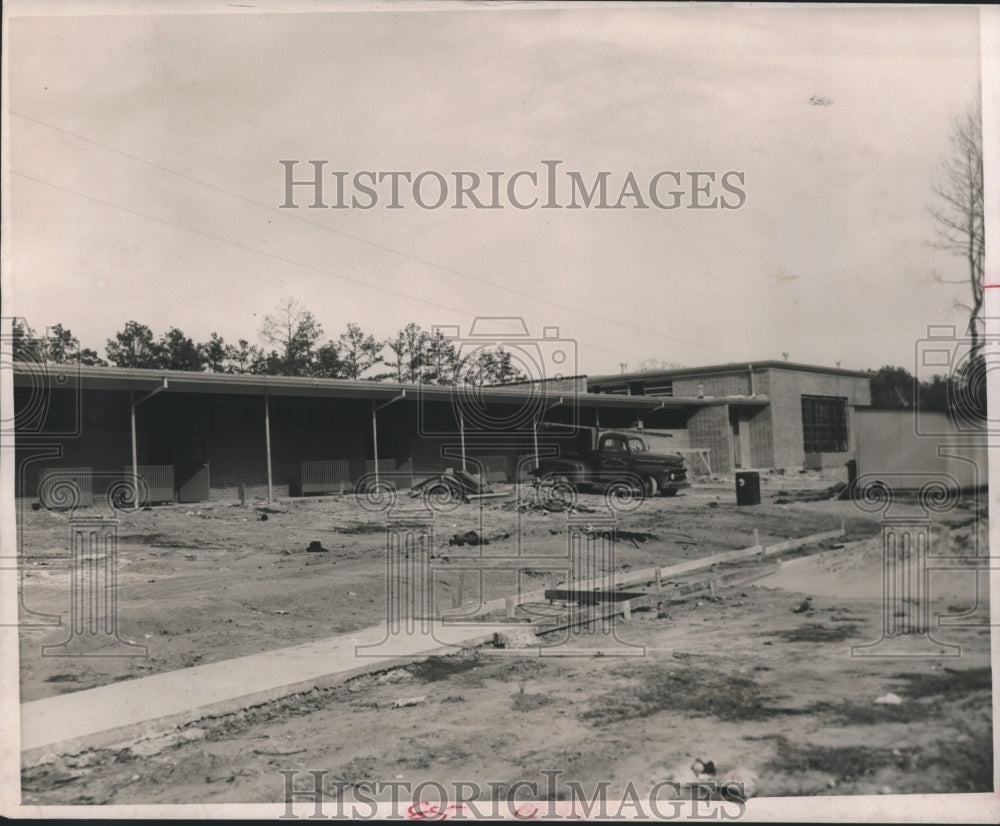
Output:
[16, 389, 135, 498]
[686, 405, 733, 473]
[763, 368, 870, 468]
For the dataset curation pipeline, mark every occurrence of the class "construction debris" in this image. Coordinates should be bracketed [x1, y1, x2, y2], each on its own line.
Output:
[691, 758, 716, 776]
[306, 541, 329, 553]
[410, 468, 511, 504]
[392, 696, 427, 709]
[493, 629, 539, 649]
[501, 499, 596, 515]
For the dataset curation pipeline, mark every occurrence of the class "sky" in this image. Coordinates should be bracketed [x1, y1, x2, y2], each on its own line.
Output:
[3, 1, 987, 379]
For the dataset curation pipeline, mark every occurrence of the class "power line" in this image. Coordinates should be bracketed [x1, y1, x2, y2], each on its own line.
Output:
[11, 170, 645, 363]
[11, 110, 741, 359]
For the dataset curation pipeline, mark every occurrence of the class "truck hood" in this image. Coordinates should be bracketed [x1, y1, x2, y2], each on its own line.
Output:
[633, 451, 685, 467]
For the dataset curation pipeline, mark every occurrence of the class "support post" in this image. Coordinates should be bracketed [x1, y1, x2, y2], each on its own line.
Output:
[130, 392, 138, 511]
[372, 401, 379, 485]
[533, 418, 540, 471]
[128, 379, 168, 510]
[264, 395, 273, 503]
[459, 411, 466, 472]
[371, 392, 406, 488]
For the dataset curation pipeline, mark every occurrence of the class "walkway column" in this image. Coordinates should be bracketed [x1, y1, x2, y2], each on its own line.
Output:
[372, 401, 379, 485]
[533, 418, 539, 470]
[459, 411, 466, 471]
[264, 395, 274, 503]
[130, 392, 138, 510]
[129, 379, 167, 510]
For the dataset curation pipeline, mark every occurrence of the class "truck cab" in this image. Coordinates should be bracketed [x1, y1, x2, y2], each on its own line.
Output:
[533, 430, 689, 498]
[595, 432, 646, 480]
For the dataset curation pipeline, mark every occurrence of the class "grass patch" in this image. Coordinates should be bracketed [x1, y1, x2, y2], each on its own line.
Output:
[808, 699, 928, 725]
[406, 655, 484, 682]
[119, 533, 194, 549]
[581, 666, 779, 725]
[772, 623, 861, 643]
[336, 522, 388, 535]
[766, 740, 912, 783]
[512, 693, 553, 712]
[44, 673, 80, 683]
[933, 726, 994, 792]
[892, 667, 991, 699]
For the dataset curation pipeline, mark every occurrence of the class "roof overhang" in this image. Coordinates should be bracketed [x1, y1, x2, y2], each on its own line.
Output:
[11, 364, 765, 411]
[588, 360, 871, 384]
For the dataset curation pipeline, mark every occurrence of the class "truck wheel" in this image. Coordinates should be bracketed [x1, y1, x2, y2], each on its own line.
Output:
[661, 488, 679, 497]
[644, 476, 658, 499]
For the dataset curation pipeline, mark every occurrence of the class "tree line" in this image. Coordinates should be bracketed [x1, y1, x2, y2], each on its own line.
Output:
[867, 364, 981, 414]
[11, 298, 526, 386]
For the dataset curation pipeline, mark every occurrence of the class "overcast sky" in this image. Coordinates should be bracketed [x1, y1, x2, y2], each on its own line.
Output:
[4, 2, 986, 378]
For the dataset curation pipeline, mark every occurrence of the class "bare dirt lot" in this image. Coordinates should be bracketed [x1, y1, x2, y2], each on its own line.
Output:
[17, 472, 993, 805]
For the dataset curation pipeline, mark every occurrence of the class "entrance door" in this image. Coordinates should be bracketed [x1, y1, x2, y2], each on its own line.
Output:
[730, 407, 742, 469]
[178, 464, 209, 502]
[730, 407, 754, 470]
[176, 428, 210, 503]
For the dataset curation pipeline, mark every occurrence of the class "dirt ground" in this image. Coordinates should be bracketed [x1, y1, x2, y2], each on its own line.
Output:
[16, 471, 994, 805]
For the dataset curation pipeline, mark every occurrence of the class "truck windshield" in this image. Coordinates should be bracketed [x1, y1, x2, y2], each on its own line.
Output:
[628, 438, 646, 453]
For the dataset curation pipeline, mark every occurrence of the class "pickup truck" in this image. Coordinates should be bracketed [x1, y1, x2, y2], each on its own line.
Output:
[532, 431, 689, 498]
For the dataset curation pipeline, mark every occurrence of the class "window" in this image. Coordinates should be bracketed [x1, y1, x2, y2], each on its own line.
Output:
[600, 436, 626, 453]
[801, 395, 848, 453]
[644, 380, 674, 397]
[627, 438, 646, 453]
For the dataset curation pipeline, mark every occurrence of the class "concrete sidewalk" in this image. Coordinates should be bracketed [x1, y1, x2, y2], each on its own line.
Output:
[21, 620, 513, 765]
[22, 526, 847, 765]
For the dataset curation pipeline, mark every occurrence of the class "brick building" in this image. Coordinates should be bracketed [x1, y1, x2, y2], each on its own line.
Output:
[12, 364, 723, 504]
[12, 360, 870, 504]
[587, 361, 872, 473]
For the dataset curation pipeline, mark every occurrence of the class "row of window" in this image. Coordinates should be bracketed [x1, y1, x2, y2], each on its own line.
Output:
[801, 395, 848, 453]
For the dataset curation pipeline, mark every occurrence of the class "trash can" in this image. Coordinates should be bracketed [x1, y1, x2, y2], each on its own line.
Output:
[735, 471, 760, 506]
[845, 459, 858, 500]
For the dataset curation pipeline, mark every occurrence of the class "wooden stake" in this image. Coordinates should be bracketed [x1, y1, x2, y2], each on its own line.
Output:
[505, 595, 516, 619]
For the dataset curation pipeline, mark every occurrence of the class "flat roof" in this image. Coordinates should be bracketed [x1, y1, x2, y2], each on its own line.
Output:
[11, 363, 767, 409]
[588, 360, 871, 383]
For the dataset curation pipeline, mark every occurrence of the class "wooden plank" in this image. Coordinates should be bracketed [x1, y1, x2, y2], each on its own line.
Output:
[475, 526, 845, 614]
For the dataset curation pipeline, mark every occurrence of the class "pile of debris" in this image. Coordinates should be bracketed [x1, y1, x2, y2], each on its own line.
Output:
[500, 499, 597, 515]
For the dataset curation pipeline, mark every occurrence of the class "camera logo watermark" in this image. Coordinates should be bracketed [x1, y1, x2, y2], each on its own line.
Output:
[354, 477, 644, 659]
[32, 473, 150, 658]
[416, 317, 579, 440]
[850, 474, 963, 659]
[914, 323, 998, 436]
[2, 317, 83, 441]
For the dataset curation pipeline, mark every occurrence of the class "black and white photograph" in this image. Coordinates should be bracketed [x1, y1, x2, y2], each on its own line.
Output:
[1, 1, 997, 820]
